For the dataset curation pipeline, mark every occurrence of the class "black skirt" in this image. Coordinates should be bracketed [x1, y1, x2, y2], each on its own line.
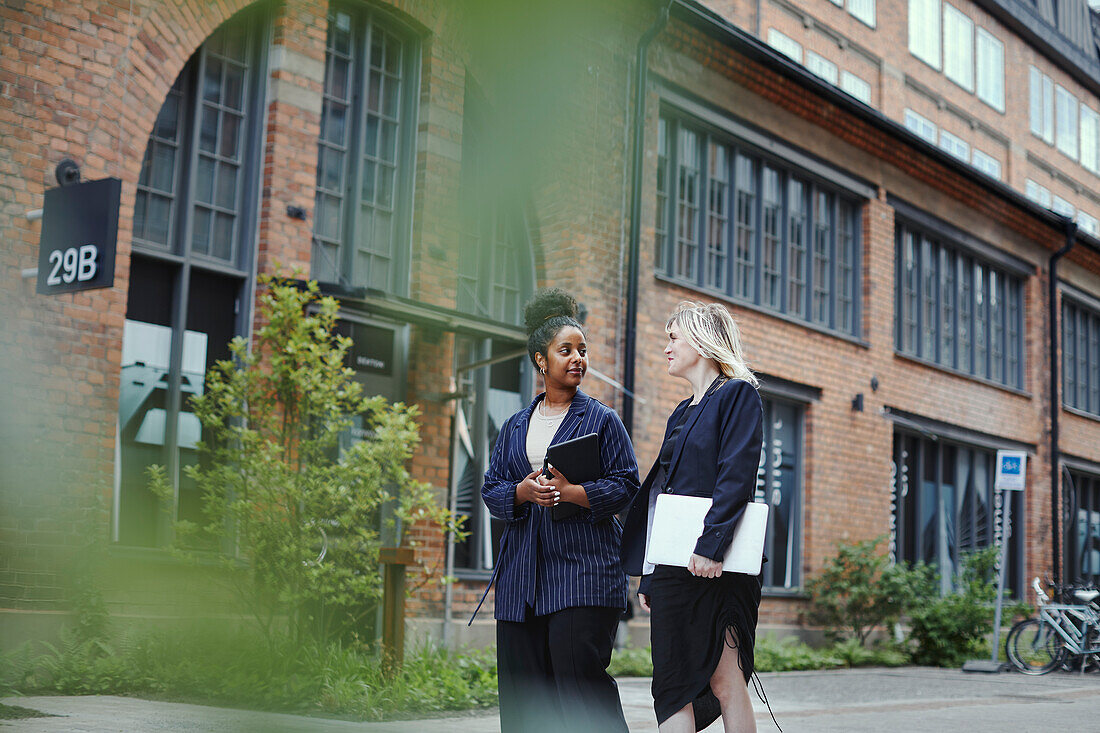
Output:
[648, 564, 762, 730]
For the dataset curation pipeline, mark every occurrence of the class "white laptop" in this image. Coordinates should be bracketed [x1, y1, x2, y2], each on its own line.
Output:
[645, 494, 769, 576]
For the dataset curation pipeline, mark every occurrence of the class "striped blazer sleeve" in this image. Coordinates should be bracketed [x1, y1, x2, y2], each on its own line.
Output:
[482, 416, 529, 523]
[581, 407, 640, 523]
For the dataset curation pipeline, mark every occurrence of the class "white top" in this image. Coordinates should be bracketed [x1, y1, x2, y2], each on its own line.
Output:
[526, 400, 568, 473]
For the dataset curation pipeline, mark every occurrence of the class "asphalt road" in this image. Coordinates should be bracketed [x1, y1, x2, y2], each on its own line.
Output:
[4, 666, 1098, 732]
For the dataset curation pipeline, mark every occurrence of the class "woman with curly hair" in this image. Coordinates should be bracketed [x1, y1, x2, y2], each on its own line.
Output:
[477, 288, 640, 733]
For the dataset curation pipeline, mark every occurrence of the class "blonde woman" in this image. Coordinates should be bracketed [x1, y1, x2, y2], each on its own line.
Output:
[621, 301, 765, 733]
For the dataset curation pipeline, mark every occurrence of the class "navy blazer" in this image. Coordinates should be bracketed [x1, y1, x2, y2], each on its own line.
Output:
[479, 390, 640, 622]
[621, 378, 763, 578]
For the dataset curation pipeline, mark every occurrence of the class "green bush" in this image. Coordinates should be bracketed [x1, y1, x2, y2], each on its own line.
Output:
[608, 645, 653, 677]
[805, 537, 932, 644]
[904, 546, 1021, 667]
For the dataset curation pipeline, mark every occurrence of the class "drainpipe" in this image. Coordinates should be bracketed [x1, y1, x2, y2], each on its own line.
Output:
[623, 0, 671, 435]
[1048, 216, 1076, 590]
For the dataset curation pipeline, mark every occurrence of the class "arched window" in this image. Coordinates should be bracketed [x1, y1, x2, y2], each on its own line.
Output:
[116, 9, 267, 547]
[312, 3, 419, 294]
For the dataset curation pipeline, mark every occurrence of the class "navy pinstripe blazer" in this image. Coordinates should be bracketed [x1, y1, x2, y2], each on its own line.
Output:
[479, 390, 640, 622]
[620, 378, 763, 582]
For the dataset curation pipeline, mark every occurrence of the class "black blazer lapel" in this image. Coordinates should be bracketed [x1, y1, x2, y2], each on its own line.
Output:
[664, 382, 724, 486]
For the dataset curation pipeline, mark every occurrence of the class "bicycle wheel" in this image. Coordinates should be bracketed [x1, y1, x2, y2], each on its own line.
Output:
[1006, 618, 1066, 675]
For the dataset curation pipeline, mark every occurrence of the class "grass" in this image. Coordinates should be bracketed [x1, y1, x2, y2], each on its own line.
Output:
[1, 624, 497, 721]
[0, 703, 53, 720]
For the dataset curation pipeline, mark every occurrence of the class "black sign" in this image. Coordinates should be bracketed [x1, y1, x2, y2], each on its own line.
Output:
[346, 322, 395, 375]
[36, 177, 121, 295]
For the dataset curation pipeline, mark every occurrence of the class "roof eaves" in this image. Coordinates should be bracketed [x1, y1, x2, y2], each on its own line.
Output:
[669, 0, 1100, 258]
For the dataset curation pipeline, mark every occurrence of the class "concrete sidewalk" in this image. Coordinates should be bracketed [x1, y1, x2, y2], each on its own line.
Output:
[4, 666, 1099, 732]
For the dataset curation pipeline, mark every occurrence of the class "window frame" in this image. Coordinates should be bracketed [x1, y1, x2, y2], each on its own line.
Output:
[894, 216, 1026, 390]
[656, 104, 865, 340]
[118, 10, 269, 547]
[312, 3, 422, 296]
[1062, 293, 1100, 418]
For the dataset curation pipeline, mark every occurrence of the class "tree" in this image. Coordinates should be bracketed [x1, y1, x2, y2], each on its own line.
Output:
[152, 276, 462, 644]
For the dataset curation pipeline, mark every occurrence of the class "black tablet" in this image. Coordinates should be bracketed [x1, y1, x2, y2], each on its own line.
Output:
[545, 432, 601, 520]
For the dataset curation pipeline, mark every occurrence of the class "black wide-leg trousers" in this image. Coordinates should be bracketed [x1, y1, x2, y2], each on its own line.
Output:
[496, 605, 628, 733]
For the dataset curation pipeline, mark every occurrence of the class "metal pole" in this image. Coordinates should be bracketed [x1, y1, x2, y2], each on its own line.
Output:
[990, 489, 1012, 663]
[1048, 217, 1076, 589]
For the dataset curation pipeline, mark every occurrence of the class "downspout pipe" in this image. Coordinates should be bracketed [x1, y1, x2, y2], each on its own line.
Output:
[623, 0, 671, 435]
[1048, 216, 1076, 590]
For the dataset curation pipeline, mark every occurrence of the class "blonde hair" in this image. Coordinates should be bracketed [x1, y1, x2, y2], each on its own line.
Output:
[665, 301, 758, 387]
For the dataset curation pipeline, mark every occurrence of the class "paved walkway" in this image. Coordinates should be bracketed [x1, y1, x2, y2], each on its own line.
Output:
[5, 666, 1099, 731]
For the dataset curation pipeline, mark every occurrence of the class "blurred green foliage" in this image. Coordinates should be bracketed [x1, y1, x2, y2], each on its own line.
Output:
[1, 623, 497, 720]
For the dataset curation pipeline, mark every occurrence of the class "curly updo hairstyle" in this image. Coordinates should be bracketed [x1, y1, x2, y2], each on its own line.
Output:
[523, 288, 585, 370]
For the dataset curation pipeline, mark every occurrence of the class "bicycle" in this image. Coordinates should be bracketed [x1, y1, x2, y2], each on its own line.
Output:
[1005, 577, 1100, 675]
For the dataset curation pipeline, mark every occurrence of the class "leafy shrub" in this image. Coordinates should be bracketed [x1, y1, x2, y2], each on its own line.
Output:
[904, 546, 1019, 667]
[806, 537, 932, 644]
[608, 646, 653, 677]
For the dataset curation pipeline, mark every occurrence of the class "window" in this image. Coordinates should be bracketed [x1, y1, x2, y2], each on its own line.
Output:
[1068, 469, 1100, 587]
[451, 339, 529, 572]
[943, 4, 973, 92]
[1025, 179, 1052, 209]
[806, 51, 838, 85]
[893, 432, 1024, 597]
[1062, 297, 1100, 417]
[840, 71, 872, 104]
[120, 12, 266, 547]
[313, 5, 418, 293]
[976, 29, 1004, 111]
[1053, 195, 1075, 218]
[847, 0, 876, 27]
[909, 0, 942, 69]
[1078, 211, 1099, 236]
[767, 29, 802, 63]
[1081, 106, 1100, 174]
[904, 109, 937, 144]
[657, 112, 862, 336]
[1056, 85, 1079, 160]
[972, 149, 1001, 179]
[896, 222, 1024, 388]
[1030, 66, 1054, 143]
[939, 129, 969, 162]
[755, 397, 804, 589]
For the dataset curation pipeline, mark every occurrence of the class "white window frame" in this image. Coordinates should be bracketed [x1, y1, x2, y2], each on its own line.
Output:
[767, 29, 803, 63]
[904, 109, 938, 144]
[806, 51, 839, 85]
[1026, 179, 1052, 209]
[1053, 195, 1076, 218]
[841, 71, 872, 104]
[943, 4, 974, 91]
[971, 148, 1001, 179]
[1082, 105, 1100, 174]
[939, 129, 970, 161]
[1030, 66, 1054, 143]
[848, 0, 877, 28]
[976, 28, 1004, 112]
[909, 0, 942, 69]
[1077, 210, 1099, 236]
[1056, 84, 1080, 160]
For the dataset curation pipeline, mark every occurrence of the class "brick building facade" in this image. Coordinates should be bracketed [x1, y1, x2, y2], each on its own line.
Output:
[3, 0, 1100, 649]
